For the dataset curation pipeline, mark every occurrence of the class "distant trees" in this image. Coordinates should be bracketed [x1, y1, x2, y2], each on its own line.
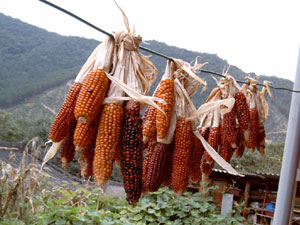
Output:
[0, 109, 24, 141]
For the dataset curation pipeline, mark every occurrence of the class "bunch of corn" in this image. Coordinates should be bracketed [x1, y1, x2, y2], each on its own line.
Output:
[121, 100, 144, 205]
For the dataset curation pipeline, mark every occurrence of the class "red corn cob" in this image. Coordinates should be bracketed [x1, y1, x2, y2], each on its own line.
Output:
[61, 119, 77, 169]
[188, 132, 204, 183]
[49, 82, 82, 142]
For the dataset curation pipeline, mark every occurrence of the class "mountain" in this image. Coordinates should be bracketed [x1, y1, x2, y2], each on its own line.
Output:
[0, 13, 292, 142]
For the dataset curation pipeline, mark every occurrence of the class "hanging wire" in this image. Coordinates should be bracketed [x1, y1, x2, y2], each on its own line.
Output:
[38, 0, 299, 93]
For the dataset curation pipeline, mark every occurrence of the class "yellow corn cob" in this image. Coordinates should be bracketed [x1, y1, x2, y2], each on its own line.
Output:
[49, 82, 82, 142]
[171, 119, 192, 195]
[93, 103, 124, 188]
[74, 69, 109, 124]
[156, 78, 175, 139]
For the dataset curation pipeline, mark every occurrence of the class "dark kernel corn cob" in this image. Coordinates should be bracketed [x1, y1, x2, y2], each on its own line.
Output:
[144, 142, 169, 192]
[74, 69, 109, 124]
[249, 108, 259, 150]
[188, 132, 204, 183]
[202, 127, 220, 174]
[142, 105, 157, 143]
[142, 139, 156, 193]
[235, 127, 245, 158]
[121, 100, 143, 205]
[161, 142, 173, 187]
[93, 103, 124, 188]
[61, 119, 77, 170]
[156, 78, 175, 139]
[223, 106, 238, 148]
[257, 124, 266, 157]
[171, 119, 192, 195]
[49, 82, 82, 142]
[73, 111, 101, 151]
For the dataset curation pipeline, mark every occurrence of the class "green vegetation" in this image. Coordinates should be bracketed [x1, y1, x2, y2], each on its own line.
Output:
[0, 148, 246, 225]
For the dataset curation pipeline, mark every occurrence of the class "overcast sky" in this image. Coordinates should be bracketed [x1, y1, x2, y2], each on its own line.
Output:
[1, 0, 300, 82]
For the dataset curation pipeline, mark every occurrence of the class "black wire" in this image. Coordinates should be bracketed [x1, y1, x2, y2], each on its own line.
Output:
[38, 0, 299, 94]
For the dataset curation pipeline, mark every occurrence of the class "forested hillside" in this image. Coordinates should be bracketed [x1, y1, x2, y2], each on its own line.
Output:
[0, 13, 293, 141]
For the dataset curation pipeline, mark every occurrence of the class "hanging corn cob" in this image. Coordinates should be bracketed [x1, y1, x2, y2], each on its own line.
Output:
[60, 120, 77, 169]
[121, 100, 144, 205]
[48, 82, 82, 142]
[142, 138, 156, 192]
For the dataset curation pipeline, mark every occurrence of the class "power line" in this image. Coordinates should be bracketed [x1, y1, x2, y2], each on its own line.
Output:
[38, 0, 299, 93]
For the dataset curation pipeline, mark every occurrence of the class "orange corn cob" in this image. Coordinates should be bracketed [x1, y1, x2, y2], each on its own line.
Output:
[144, 142, 170, 192]
[49, 82, 82, 142]
[234, 91, 250, 144]
[171, 119, 192, 195]
[74, 69, 109, 124]
[142, 139, 156, 193]
[73, 111, 101, 152]
[61, 120, 77, 170]
[93, 103, 124, 188]
[249, 108, 259, 151]
[202, 127, 220, 174]
[142, 105, 157, 143]
[79, 139, 95, 178]
[223, 106, 238, 148]
[188, 132, 204, 183]
[121, 100, 143, 205]
[156, 78, 175, 139]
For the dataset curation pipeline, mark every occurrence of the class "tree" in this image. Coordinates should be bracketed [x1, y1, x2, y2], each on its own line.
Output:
[0, 109, 24, 141]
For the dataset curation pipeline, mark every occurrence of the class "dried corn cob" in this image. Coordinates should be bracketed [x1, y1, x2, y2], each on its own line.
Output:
[202, 127, 220, 174]
[61, 120, 77, 169]
[156, 78, 175, 139]
[223, 106, 238, 148]
[93, 103, 124, 188]
[235, 127, 245, 158]
[171, 119, 192, 195]
[142, 105, 157, 143]
[121, 100, 143, 205]
[74, 69, 109, 124]
[188, 132, 204, 183]
[161, 142, 173, 187]
[234, 91, 250, 144]
[144, 142, 169, 192]
[219, 124, 234, 162]
[142, 139, 156, 193]
[79, 140, 95, 178]
[249, 108, 259, 151]
[257, 124, 266, 157]
[73, 111, 101, 152]
[49, 82, 82, 142]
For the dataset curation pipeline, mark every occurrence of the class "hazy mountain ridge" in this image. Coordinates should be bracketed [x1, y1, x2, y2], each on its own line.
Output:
[0, 13, 292, 142]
